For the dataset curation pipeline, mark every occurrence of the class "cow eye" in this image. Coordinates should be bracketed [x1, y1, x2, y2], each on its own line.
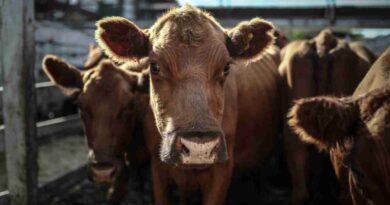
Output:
[223, 63, 230, 76]
[150, 62, 160, 75]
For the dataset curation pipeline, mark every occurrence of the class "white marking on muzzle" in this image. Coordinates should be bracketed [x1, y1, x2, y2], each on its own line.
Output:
[180, 137, 220, 164]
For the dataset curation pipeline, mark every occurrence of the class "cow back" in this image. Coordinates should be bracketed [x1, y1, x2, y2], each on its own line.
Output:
[354, 46, 390, 95]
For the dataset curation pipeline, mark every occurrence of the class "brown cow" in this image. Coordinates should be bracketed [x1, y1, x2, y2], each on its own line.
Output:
[279, 29, 376, 204]
[42, 52, 149, 203]
[289, 46, 390, 205]
[289, 87, 390, 205]
[95, 5, 281, 205]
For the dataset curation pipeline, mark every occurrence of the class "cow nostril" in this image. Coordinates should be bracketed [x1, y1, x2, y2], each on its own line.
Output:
[211, 141, 220, 154]
[182, 143, 190, 156]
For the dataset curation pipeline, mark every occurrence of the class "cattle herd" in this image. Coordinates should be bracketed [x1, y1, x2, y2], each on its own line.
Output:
[41, 5, 390, 205]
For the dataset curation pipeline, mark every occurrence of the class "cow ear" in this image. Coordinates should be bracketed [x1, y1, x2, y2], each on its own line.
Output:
[95, 17, 150, 63]
[226, 18, 274, 61]
[42, 55, 83, 95]
[89, 43, 98, 52]
[288, 96, 358, 150]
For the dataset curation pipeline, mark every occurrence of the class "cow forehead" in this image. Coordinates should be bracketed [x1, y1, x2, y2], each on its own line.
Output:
[149, 6, 226, 47]
[153, 40, 229, 61]
[147, 6, 230, 74]
[81, 69, 133, 106]
[157, 26, 227, 57]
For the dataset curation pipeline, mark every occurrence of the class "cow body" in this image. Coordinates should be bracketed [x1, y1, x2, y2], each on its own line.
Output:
[279, 29, 376, 204]
[95, 5, 281, 205]
[289, 46, 390, 205]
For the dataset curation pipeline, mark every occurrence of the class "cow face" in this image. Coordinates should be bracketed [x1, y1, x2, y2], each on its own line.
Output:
[95, 5, 274, 167]
[42, 55, 146, 183]
[289, 87, 390, 204]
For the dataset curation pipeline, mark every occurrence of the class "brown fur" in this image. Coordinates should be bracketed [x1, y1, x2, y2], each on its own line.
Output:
[95, 16, 150, 63]
[289, 46, 390, 205]
[313, 28, 337, 56]
[83, 44, 106, 69]
[289, 86, 390, 205]
[288, 96, 357, 150]
[227, 18, 275, 60]
[350, 42, 378, 66]
[95, 5, 281, 205]
[43, 55, 83, 95]
[279, 29, 376, 205]
[42, 52, 149, 203]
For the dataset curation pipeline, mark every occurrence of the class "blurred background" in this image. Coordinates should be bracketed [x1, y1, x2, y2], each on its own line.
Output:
[32, 0, 390, 119]
[1, 0, 390, 204]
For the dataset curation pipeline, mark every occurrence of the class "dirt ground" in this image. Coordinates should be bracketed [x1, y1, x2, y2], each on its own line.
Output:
[42, 136, 293, 205]
[0, 135, 87, 191]
[48, 166, 291, 205]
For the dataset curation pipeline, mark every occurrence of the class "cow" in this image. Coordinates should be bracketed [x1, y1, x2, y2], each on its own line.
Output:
[278, 29, 376, 204]
[288, 46, 390, 205]
[42, 50, 150, 203]
[95, 5, 282, 205]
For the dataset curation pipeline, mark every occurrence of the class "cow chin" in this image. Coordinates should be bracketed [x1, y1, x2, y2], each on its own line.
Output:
[159, 134, 229, 167]
[88, 158, 127, 184]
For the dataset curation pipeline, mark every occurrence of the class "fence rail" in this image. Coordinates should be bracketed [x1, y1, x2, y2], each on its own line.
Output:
[0, 113, 85, 205]
[0, 81, 82, 150]
[0, 83, 84, 204]
[0, 81, 55, 92]
[0, 114, 82, 151]
[0, 191, 9, 205]
[0, 165, 87, 205]
[38, 165, 87, 204]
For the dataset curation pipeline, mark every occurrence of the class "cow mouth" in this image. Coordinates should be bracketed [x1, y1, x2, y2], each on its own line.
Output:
[178, 163, 213, 170]
[90, 162, 117, 183]
[88, 153, 126, 183]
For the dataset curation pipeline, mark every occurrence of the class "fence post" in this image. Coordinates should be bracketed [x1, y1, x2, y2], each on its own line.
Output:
[0, 0, 38, 205]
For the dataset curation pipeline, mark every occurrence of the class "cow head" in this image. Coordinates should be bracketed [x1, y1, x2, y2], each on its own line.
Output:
[95, 5, 274, 167]
[286, 29, 370, 96]
[289, 87, 390, 204]
[42, 55, 148, 184]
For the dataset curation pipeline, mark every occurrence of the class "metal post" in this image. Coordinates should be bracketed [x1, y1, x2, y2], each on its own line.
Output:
[0, 0, 38, 205]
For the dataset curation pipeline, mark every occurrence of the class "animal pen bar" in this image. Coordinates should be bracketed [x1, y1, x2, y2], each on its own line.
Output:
[1, 0, 39, 205]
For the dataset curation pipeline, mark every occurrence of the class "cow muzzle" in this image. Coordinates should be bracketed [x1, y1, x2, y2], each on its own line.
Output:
[160, 130, 229, 166]
[178, 136, 221, 164]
